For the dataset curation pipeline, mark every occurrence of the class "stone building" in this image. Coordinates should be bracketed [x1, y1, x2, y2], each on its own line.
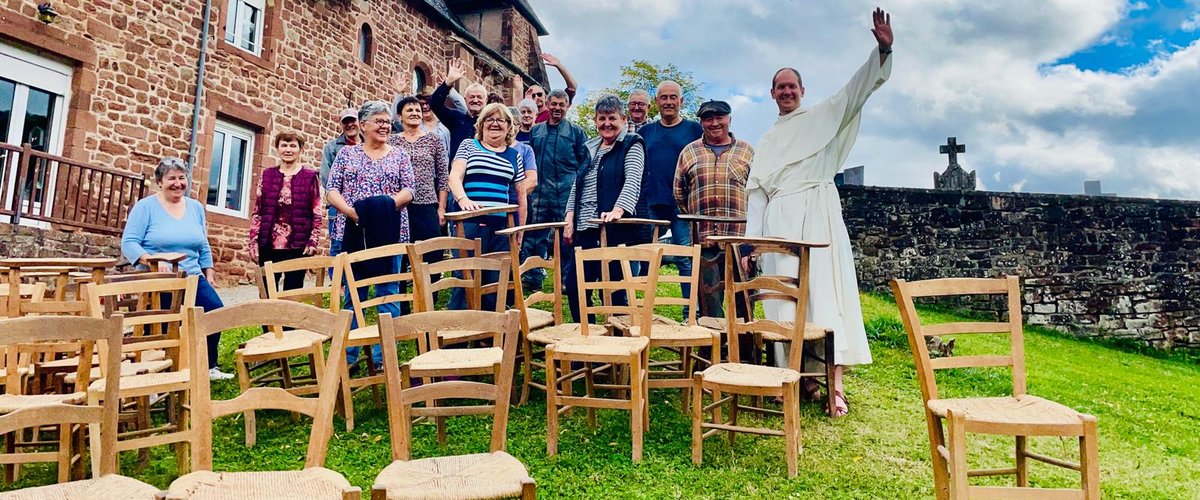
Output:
[0, 0, 550, 283]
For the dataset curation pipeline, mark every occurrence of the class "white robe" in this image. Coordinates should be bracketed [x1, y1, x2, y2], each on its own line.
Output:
[746, 49, 892, 366]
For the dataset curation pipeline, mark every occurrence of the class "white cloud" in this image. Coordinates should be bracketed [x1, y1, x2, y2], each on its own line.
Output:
[1183, 12, 1200, 32]
[530, 0, 1200, 200]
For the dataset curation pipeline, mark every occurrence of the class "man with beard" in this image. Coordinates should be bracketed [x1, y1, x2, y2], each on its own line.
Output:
[745, 7, 893, 416]
[634, 81, 702, 303]
[523, 89, 590, 291]
[431, 58, 489, 161]
[626, 89, 653, 133]
[674, 100, 753, 324]
[527, 53, 578, 124]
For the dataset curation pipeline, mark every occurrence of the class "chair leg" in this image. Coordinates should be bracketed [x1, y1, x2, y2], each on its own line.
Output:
[824, 334, 838, 418]
[1080, 416, 1100, 500]
[236, 354, 256, 448]
[629, 352, 644, 462]
[56, 423, 70, 483]
[545, 348, 559, 457]
[946, 411, 970, 500]
[679, 347, 692, 414]
[135, 395, 150, 469]
[87, 392, 103, 478]
[176, 387, 191, 475]
[1015, 435, 1028, 487]
[928, 414, 951, 500]
[642, 348, 650, 432]
[520, 338, 533, 405]
[727, 393, 738, 447]
[691, 374, 703, 467]
[783, 381, 801, 479]
[340, 362, 356, 432]
[584, 362, 596, 430]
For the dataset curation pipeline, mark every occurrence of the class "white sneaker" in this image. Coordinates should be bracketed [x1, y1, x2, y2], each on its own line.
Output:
[208, 367, 235, 381]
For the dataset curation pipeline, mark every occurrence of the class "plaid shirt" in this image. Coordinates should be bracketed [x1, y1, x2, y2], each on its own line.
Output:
[627, 117, 654, 134]
[674, 135, 754, 246]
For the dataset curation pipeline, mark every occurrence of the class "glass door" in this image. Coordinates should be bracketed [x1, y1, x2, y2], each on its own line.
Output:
[0, 43, 72, 225]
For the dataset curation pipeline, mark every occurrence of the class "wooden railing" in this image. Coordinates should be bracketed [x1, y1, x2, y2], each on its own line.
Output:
[0, 143, 147, 235]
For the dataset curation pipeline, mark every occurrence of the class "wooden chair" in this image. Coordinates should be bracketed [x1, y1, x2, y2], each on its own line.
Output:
[165, 301, 360, 500]
[609, 243, 719, 413]
[691, 236, 834, 478]
[83, 275, 199, 476]
[408, 240, 511, 348]
[374, 309, 533, 499]
[590, 217, 668, 308]
[546, 245, 663, 462]
[494, 222, 567, 405]
[0, 314, 137, 487]
[237, 254, 349, 441]
[341, 243, 416, 430]
[407, 236, 480, 311]
[891, 276, 1100, 500]
[0, 258, 117, 317]
[676, 214, 751, 332]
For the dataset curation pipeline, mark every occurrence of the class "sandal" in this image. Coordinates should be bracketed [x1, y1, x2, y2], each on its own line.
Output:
[829, 390, 849, 418]
[801, 379, 822, 403]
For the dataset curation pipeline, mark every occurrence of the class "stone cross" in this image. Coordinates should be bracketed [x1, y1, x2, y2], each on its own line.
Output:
[939, 137, 965, 167]
[934, 136, 977, 191]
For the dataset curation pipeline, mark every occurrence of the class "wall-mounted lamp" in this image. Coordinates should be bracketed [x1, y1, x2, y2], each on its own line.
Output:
[37, 3, 59, 24]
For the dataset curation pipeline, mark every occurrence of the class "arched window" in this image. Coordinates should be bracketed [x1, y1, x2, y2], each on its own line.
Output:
[358, 23, 374, 65]
[412, 66, 427, 95]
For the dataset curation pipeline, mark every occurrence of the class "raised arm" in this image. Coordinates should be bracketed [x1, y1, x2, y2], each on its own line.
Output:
[872, 7, 893, 65]
[542, 53, 578, 103]
[431, 58, 471, 124]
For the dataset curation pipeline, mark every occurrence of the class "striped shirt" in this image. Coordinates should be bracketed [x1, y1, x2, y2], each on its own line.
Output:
[567, 140, 644, 231]
[455, 139, 525, 209]
[674, 136, 754, 246]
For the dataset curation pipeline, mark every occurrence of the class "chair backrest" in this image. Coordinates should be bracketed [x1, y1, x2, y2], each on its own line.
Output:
[495, 222, 567, 329]
[0, 282, 46, 319]
[587, 218, 669, 247]
[342, 244, 413, 328]
[710, 236, 828, 368]
[626, 243, 701, 325]
[185, 300, 352, 471]
[408, 237, 511, 313]
[378, 309, 522, 460]
[575, 245, 664, 333]
[263, 254, 343, 311]
[890, 276, 1026, 404]
[677, 214, 747, 248]
[86, 275, 198, 374]
[0, 314, 124, 475]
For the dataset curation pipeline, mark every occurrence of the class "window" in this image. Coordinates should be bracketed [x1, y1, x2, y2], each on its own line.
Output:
[412, 66, 427, 95]
[224, 0, 265, 55]
[0, 43, 71, 225]
[207, 120, 254, 217]
[358, 23, 374, 65]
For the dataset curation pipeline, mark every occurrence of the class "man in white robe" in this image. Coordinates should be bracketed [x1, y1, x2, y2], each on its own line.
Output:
[744, 8, 893, 416]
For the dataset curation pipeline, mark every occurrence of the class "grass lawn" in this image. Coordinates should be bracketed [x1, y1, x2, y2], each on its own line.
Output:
[3, 289, 1198, 498]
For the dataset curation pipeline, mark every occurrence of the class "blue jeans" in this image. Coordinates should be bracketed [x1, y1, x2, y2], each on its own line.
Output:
[448, 219, 510, 311]
[343, 256, 402, 367]
[195, 276, 225, 369]
[646, 204, 692, 317]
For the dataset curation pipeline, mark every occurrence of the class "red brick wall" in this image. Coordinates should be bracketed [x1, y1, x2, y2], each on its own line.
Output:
[0, 0, 539, 285]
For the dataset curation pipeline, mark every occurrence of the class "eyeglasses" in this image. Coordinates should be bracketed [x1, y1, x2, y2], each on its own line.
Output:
[628, 102, 648, 108]
[367, 119, 392, 127]
[530, 92, 545, 98]
[483, 117, 509, 125]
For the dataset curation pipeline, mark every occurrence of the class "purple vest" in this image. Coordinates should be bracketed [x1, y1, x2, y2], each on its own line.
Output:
[256, 167, 319, 250]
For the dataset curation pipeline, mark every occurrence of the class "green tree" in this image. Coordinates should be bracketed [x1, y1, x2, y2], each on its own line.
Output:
[569, 60, 705, 137]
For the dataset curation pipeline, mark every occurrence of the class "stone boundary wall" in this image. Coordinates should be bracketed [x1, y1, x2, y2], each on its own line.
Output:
[0, 224, 122, 261]
[839, 185, 1200, 349]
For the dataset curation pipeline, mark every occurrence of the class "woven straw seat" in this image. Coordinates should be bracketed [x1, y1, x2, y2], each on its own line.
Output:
[64, 359, 172, 384]
[524, 308, 555, 331]
[551, 335, 649, 358]
[626, 324, 720, 343]
[38, 354, 100, 370]
[437, 329, 495, 345]
[372, 451, 533, 500]
[165, 468, 354, 500]
[927, 395, 1087, 428]
[607, 313, 678, 331]
[140, 349, 167, 362]
[755, 321, 830, 342]
[0, 392, 86, 413]
[88, 369, 189, 393]
[0, 367, 30, 379]
[348, 324, 381, 342]
[701, 363, 801, 388]
[240, 329, 328, 357]
[409, 347, 502, 373]
[526, 323, 606, 345]
[696, 316, 725, 331]
[0, 473, 159, 500]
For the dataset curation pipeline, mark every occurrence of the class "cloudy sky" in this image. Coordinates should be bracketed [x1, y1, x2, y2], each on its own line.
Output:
[528, 0, 1200, 200]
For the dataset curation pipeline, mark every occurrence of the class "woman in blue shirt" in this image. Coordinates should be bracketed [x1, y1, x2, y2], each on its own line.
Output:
[121, 157, 233, 381]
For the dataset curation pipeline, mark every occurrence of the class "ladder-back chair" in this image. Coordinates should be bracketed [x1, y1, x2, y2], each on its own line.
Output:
[891, 276, 1100, 500]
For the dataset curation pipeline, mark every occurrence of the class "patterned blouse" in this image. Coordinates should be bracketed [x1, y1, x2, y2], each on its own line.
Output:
[326, 144, 415, 242]
[247, 167, 324, 252]
[388, 132, 449, 206]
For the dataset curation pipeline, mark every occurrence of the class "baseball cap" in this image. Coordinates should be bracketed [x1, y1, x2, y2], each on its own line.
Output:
[696, 100, 732, 118]
[338, 108, 358, 122]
